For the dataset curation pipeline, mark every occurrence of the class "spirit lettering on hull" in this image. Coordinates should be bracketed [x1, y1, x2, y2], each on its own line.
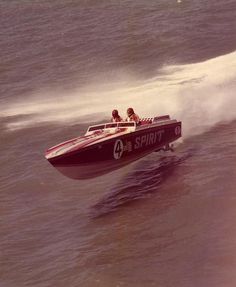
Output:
[134, 130, 165, 149]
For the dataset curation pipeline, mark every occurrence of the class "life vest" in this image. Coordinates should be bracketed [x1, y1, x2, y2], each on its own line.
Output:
[127, 113, 140, 123]
[111, 116, 123, 122]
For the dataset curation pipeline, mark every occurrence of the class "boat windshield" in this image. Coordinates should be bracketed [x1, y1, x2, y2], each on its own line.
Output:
[118, 122, 135, 127]
[88, 124, 105, 131]
[87, 122, 135, 132]
[105, 123, 117, 128]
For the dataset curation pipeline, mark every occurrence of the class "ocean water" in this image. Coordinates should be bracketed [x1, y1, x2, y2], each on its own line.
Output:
[1, 1, 236, 286]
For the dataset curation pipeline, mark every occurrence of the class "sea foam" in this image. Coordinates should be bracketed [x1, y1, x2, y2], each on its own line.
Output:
[2, 51, 236, 135]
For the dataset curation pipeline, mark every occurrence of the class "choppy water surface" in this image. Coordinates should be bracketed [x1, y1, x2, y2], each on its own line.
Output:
[1, 1, 236, 286]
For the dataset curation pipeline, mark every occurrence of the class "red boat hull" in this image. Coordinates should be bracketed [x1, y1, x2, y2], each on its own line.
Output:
[46, 121, 182, 179]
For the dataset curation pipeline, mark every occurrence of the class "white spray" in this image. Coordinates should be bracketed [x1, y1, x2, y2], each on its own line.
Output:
[2, 51, 236, 137]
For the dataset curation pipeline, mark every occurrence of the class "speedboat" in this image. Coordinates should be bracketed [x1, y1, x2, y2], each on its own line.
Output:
[45, 115, 182, 179]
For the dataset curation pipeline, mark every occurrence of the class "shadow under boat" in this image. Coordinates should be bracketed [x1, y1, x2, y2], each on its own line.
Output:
[90, 148, 194, 218]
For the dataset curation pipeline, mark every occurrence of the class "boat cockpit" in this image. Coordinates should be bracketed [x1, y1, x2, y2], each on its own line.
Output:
[85, 115, 172, 135]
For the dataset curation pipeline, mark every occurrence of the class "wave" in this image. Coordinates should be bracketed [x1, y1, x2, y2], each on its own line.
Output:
[2, 51, 236, 135]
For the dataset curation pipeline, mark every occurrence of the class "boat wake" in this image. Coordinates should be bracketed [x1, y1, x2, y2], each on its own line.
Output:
[2, 51, 236, 139]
